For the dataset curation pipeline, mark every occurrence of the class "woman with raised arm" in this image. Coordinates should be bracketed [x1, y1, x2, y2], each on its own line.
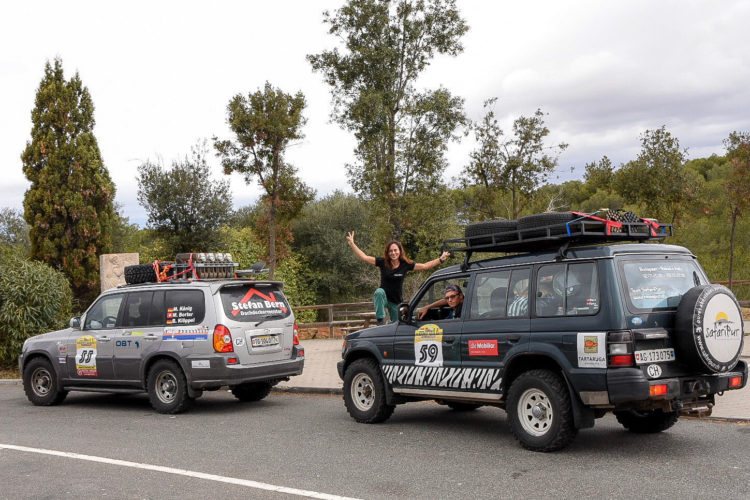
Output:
[347, 231, 451, 325]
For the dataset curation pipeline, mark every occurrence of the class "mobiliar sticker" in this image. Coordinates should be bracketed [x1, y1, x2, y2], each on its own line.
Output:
[468, 339, 499, 356]
[576, 332, 606, 368]
[414, 324, 443, 367]
[75, 335, 98, 376]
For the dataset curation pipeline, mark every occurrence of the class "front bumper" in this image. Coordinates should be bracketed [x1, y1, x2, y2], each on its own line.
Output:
[607, 359, 748, 405]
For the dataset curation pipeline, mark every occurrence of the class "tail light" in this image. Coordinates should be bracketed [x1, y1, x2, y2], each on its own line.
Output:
[729, 376, 742, 388]
[607, 331, 634, 367]
[293, 322, 300, 345]
[650, 384, 668, 396]
[213, 324, 234, 352]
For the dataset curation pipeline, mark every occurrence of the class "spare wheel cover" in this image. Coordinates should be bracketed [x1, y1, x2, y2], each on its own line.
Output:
[674, 284, 744, 373]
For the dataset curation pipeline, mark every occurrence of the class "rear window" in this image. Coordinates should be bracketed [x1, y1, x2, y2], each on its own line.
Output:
[620, 259, 705, 311]
[220, 285, 291, 322]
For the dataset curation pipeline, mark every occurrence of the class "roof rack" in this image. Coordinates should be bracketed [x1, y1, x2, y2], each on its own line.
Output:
[444, 211, 673, 270]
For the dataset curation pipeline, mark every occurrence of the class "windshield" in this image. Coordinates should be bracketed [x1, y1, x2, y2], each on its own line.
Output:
[219, 285, 291, 322]
[620, 259, 705, 311]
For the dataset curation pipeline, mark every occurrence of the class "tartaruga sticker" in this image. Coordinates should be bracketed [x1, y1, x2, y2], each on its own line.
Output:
[577, 332, 606, 368]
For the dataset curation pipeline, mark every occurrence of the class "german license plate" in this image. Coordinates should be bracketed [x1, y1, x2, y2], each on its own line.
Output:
[251, 334, 279, 347]
[634, 348, 675, 364]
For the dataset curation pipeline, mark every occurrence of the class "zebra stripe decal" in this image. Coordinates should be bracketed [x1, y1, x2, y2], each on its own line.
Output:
[381, 364, 502, 392]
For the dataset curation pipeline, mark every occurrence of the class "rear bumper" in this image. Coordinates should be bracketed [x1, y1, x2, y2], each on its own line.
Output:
[189, 351, 304, 389]
[607, 360, 748, 405]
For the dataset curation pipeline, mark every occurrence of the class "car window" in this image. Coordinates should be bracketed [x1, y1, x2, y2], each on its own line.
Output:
[220, 284, 290, 322]
[507, 269, 531, 317]
[536, 262, 599, 316]
[148, 291, 165, 326]
[123, 291, 153, 327]
[620, 259, 704, 311]
[165, 290, 206, 325]
[84, 294, 124, 330]
[414, 277, 469, 321]
[469, 270, 510, 319]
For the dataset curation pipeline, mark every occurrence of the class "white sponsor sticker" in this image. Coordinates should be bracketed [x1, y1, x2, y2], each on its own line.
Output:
[576, 332, 607, 368]
[191, 360, 210, 369]
[414, 324, 443, 367]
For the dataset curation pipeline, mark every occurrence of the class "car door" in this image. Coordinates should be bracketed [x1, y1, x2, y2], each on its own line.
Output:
[388, 276, 467, 395]
[68, 293, 122, 382]
[112, 290, 165, 383]
[460, 267, 531, 396]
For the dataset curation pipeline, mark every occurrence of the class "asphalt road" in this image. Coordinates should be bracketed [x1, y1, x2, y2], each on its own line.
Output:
[1, 386, 749, 499]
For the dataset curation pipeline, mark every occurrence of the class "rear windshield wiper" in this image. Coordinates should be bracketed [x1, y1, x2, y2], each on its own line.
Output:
[254, 314, 286, 327]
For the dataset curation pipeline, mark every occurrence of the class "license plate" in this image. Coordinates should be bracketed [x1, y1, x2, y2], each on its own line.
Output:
[251, 334, 279, 347]
[634, 348, 675, 364]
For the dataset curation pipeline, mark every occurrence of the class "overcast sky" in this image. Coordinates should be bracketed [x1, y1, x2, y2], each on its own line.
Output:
[2, 0, 748, 227]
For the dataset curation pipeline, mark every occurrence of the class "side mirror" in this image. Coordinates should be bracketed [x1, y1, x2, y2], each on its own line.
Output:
[398, 303, 413, 324]
[69, 317, 81, 329]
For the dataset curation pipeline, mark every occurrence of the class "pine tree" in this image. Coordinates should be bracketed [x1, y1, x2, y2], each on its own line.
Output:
[21, 58, 115, 307]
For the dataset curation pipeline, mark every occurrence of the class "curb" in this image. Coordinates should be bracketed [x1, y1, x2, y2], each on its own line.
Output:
[0, 379, 21, 385]
[273, 386, 343, 396]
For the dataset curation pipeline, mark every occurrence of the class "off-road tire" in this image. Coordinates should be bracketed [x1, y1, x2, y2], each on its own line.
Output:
[517, 212, 578, 239]
[232, 382, 273, 402]
[124, 264, 157, 284]
[446, 402, 482, 412]
[674, 284, 744, 373]
[22, 357, 68, 406]
[614, 409, 679, 433]
[464, 219, 518, 247]
[343, 358, 395, 423]
[506, 369, 577, 452]
[147, 359, 193, 414]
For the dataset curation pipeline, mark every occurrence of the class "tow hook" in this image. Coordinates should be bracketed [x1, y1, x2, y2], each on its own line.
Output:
[685, 380, 710, 396]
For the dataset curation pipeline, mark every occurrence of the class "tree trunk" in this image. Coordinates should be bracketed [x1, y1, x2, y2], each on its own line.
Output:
[268, 197, 277, 280]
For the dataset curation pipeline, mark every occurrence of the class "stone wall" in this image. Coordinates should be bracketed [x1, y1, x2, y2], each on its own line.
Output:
[100, 253, 140, 291]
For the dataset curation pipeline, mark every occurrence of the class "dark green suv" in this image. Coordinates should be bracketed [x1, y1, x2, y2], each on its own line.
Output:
[338, 211, 747, 451]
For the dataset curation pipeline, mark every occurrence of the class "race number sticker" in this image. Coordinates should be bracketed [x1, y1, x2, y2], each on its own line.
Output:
[75, 335, 98, 376]
[414, 324, 443, 367]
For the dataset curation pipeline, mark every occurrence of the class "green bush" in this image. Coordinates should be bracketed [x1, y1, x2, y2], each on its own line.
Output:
[0, 250, 73, 367]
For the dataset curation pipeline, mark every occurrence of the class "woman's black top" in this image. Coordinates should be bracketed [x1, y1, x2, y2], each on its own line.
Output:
[375, 257, 416, 304]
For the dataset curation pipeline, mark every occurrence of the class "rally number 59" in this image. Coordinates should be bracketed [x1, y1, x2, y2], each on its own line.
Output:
[418, 344, 439, 363]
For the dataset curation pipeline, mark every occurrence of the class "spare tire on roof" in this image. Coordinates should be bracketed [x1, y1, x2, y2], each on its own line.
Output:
[464, 219, 518, 247]
[517, 212, 578, 239]
[674, 284, 744, 373]
[124, 264, 157, 284]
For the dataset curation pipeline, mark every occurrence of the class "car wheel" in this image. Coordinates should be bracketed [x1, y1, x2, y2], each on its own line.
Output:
[231, 382, 273, 402]
[147, 359, 193, 414]
[506, 369, 577, 452]
[343, 358, 395, 423]
[464, 219, 518, 247]
[517, 212, 578, 238]
[124, 264, 157, 284]
[22, 357, 67, 406]
[674, 284, 744, 373]
[445, 402, 482, 411]
[614, 409, 679, 433]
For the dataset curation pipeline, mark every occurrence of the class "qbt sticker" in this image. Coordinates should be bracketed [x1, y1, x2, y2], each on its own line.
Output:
[414, 324, 443, 367]
[75, 335, 98, 376]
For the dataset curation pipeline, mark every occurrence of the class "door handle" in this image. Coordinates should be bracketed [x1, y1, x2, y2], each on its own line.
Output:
[96, 335, 112, 342]
[506, 334, 521, 342]
[443, 337, 456, 345]
[143, 334, 159, 340]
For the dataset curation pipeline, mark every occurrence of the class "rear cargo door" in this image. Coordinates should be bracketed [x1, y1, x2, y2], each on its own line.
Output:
[218, 283, 294, 365]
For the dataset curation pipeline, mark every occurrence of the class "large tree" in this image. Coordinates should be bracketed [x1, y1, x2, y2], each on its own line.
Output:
[723, 131, 750, 289]
[21, 58, 115, 306]
[614, 126, 700, 224]
[308, 0, 468, 238]
[461, 99, 567, 219]
[214, 82, 314, 279]
[137, 142, 232, 255]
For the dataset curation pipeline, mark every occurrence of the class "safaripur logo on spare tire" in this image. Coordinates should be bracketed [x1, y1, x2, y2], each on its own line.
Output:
[676, 284, 744, 373]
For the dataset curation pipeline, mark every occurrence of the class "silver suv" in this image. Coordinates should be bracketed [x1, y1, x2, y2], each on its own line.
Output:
[19, 277, 304, 413]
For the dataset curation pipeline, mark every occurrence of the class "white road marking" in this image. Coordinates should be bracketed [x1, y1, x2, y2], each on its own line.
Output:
[0, 443, 360, 500]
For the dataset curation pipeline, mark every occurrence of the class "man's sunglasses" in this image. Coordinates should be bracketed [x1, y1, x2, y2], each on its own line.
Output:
[444, 293, 459, 300]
